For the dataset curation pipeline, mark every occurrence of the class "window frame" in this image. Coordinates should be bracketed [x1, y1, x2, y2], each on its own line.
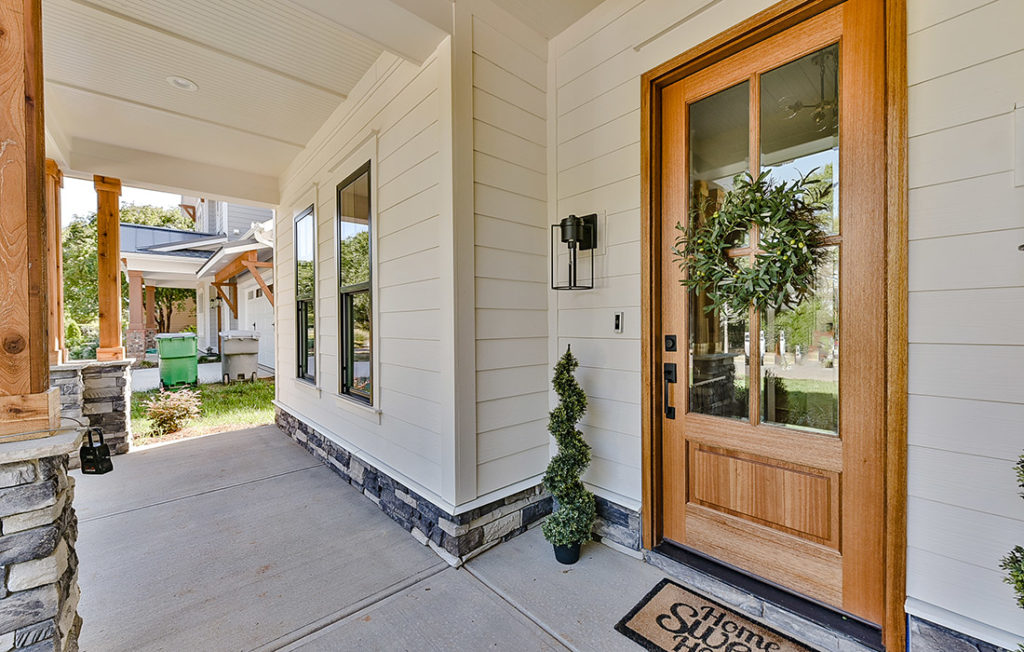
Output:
[336, 161, 373, 404]
[294, 205, 316, 384]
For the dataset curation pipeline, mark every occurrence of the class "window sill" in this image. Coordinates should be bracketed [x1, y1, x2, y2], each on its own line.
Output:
[333, 393, 382, 425]
[292, 377, 321, 397]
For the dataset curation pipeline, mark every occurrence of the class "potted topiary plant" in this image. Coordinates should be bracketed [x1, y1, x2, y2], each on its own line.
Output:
[542, 345, 596, 564]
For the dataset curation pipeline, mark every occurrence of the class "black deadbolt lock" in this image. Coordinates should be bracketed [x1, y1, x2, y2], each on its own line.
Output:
[665, 334, 677, 352]
[80, 428, 113, 475]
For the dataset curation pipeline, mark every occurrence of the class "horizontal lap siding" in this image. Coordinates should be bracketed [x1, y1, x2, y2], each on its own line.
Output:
[551, 0, 777, 510]
[906, 0, 1024, 643]
[275, 52, 445, 498]
[471, 6, 551, 496]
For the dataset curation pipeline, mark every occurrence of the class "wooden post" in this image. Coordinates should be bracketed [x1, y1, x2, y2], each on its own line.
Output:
[0, 0, 60, 437]
[94, 175, 124, 361]
[127, 271, 144, 331]
[125, 270, 146, 360]
[45, 159, 66, 365]
[145, 284, 156, 330]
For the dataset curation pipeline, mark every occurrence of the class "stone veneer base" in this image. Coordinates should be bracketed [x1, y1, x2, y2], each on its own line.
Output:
[275, 407, 552, 565]
[908, 616, 1012, 652]
[0, 429, 84, 652]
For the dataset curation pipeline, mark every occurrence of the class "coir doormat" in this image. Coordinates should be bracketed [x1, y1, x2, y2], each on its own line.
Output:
[615, 578, 815, 652]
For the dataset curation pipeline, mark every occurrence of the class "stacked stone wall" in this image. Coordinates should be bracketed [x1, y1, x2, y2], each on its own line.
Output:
[0, 443, 82, 652]
[79, 362, 131, 455]
[275, 407, 551, 566]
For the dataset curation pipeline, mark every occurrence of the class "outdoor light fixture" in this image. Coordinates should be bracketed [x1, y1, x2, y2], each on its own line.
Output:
[166, 76, 199, 92]
[551, 213, 597, 290]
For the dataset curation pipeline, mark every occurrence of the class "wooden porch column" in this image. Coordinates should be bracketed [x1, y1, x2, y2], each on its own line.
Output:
[125, 270, 145, 359]
[127, 271, 144, 331]
[94, 175, 124, 361]
[45, 159, 66, 365]
[0, 0, 60, 436]
[145, 284, 157, 330]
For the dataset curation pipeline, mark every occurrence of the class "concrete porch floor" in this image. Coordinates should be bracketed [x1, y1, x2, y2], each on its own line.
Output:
[71, 425, 672, 651]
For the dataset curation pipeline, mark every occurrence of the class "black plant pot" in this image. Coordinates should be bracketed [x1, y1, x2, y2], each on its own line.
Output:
[553, 542, 581, 565]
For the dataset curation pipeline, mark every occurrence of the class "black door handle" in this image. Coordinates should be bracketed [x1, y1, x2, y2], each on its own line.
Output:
[664, 363, 677, 419]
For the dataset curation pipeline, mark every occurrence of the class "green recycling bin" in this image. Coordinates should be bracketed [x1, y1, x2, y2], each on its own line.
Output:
[156, 333, 198, 389]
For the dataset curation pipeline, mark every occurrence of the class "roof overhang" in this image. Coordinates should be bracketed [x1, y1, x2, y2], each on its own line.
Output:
[196, 239, 272, 280]
[122, 251, 210, 288]
[145, 234, 228, 253]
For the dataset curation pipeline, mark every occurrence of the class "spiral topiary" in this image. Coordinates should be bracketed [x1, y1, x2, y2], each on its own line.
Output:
[542, 345, 596, 548]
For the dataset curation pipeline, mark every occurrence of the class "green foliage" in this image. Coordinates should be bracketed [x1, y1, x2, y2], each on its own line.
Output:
[1003, 452, 1024, 632]
[132, 380, 275, 440]
[673, 169, 831, 316]
[62, 204, 195, 328]
[64, 319, 98, 360]
[542, 346, 596, 547]
[340, 230, 370, 287]
[144, 388, 201, 437]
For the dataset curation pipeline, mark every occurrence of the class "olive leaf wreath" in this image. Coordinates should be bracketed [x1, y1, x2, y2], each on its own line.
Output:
[672, 169, 833, 316]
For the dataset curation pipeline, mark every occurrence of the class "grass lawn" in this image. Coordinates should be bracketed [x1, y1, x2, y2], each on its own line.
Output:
[131, 380, 275, 446]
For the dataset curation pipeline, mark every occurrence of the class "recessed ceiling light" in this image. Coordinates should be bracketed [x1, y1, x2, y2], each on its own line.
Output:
[166, 76, 198, 92]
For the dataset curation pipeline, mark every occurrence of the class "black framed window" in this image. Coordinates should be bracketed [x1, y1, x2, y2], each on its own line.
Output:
[337, 163, 372, 403]
[295, 207, 316, 382]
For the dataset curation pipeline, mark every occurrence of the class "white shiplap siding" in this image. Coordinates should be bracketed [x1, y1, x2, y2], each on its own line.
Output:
[471, 3, 551, 496]
[905, 0, 1024, 643]
[275, 50, 447, 501]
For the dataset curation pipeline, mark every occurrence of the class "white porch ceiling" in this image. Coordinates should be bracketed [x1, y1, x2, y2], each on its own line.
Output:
[42, 0, 385, 203]
[42, 0, 603, 204]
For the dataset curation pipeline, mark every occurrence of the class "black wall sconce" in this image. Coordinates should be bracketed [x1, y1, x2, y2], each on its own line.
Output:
[551, 213, 597, 290]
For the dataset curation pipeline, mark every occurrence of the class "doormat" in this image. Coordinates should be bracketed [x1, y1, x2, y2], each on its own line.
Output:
[615, 578, 815, 652]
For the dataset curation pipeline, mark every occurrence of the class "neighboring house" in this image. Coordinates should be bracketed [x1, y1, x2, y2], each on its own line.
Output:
[119, 200, 275, 368]
[40, 1, 1024, 651]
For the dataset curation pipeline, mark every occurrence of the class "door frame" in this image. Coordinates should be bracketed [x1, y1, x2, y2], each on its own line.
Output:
[638, 1, 908, 650]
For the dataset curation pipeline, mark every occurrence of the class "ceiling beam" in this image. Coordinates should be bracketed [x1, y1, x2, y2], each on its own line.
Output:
[70, 139, 280, 206]
[47, 80, 306, 148]
[290, 0, 448, 65]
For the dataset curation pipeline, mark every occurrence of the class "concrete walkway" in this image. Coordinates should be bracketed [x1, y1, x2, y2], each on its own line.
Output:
[72, 426, 673, 651]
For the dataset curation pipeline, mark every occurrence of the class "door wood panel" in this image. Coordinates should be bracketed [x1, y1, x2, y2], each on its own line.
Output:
[689, 444, 840, 546]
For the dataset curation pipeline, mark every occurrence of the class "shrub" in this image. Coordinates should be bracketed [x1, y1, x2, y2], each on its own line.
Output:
[145, 388, 201, 436]
[541, 345, 596, 548]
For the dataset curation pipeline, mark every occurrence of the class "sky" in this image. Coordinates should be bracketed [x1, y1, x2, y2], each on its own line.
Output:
[61, 177, 182, 228]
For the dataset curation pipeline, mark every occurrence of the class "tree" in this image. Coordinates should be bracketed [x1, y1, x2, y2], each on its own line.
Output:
[542, 345, 596, 552]
[152, 287, 193, 333]
[62, 203, 195, 333]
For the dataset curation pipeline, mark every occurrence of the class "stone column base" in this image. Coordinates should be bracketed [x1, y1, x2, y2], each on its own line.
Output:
[0, 428, 84, 652]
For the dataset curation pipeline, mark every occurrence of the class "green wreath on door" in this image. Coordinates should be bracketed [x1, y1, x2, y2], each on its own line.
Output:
[672, 169, 833, 316]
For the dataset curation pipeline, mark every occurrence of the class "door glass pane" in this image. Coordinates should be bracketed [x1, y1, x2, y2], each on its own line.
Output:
[761, 246, 838, 434]
[687, 80, 751, 420]
[689, 257, 750, 421]
[690, 81, 750, 247]
[349, 291, 372, 400]
[760, 43, 839, 234]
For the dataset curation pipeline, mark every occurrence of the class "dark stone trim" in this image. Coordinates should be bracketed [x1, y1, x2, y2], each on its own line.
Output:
[908, 615, 1013, 652]
[275, 406, 551, 564]
[593, 494, 642, 550]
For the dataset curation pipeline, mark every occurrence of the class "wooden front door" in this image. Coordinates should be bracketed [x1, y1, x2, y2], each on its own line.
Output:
[657, 0, 887, 624]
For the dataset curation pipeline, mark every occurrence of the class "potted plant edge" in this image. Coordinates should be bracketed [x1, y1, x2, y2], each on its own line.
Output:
[1000, 451, 1024, 652]
[542, 345, 596, 564]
